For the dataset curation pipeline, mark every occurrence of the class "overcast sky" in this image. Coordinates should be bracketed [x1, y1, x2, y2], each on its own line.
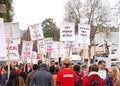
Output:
[13, 0, 117, 30]
[13, 0, 67, 30]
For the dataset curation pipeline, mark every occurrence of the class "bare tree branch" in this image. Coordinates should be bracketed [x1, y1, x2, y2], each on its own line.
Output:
[64, 0, 111, 42]
[64, 0, 82, 23]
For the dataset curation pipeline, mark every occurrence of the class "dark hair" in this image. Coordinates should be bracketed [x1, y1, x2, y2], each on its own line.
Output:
[9, 71, 18, 80]
[51, 60, 55, 63]
[6, 71, 18, 86]
[73, 65, 80, 74]
[55, 62, 58, 65]
[98, 60, 106, 65]
[14, 77, 19, 86]
[64, 64, 70, 67]
[49, 65, 56, 74]
[49, 65, 59, 74]
[33, 64, 38, 70]
[55, 67, 59, 73]
[4, 65, 12, 71]
[19, 72, 26, 82]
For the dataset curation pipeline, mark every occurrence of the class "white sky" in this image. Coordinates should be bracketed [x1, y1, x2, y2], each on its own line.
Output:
[13, 0, 67, 30]
[13, 0, 117, 30]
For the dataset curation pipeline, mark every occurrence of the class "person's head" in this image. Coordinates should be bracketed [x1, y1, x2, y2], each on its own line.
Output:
[73, 65, 80, 74]
[82, 65, 87, 69]
[108, 66, 120, 80]
[90, 64, 99, 72]
[98, 60, 106, 70]
[40, 63, 48, 70]
[33, 64, 38, 71]
[63, 58, 71, 67]
[49, 65, 56, 74]
[37, 60, 42, 65]
[50, 60, 55, 66]
[55, 62, 58, 66]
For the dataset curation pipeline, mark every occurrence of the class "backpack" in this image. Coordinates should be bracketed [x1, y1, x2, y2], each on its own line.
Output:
[88, 76, 100, 86]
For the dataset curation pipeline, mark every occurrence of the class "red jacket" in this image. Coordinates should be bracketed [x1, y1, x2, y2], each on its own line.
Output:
[82, 72, 105, 86]
[0, 70, 2, 75]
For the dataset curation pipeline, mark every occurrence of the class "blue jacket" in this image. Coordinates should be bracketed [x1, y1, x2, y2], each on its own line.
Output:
[30, 69, 54, 86]
[105, 76, 113, 86]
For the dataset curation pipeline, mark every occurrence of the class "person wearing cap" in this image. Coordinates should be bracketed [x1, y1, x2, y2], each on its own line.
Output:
[56, 58, 78, 86]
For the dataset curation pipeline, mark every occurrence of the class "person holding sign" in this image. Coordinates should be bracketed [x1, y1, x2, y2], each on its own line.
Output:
[98, 60, 108, 79]
[98, 60, 107, 71]
[56, 58, 78, 86]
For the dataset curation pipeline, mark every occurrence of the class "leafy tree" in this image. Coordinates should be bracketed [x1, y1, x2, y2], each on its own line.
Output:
[19, 18, 60, 54]
[0, 0, 14, 22]
[42, 18, 60, 41]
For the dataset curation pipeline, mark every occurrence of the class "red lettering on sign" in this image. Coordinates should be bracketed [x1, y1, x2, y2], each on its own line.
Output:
[6, 46, 18, 50]
[64, 26, 70, 29]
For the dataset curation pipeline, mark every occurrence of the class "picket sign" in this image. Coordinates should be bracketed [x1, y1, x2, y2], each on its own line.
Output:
[21, 41, 33, 59]
[29, 23, 44, 63]
[60, 23, 75, 58]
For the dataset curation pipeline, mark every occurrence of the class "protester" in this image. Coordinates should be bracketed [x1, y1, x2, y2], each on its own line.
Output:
[15, 66, 22, 74]
[49, 65, 56, 75]
[19, 72, 26, 84]
[37, 60, 42, 71]
[0, 73, 5, 86]
[2, 65, 9, 82]
[50, 60, 55, 67]
[105, 66, 120, 86]
[82, 64, 105, 86]
[80, 64, 89, 79]
[15, 75, 26, 86]
[26, 64, 38, 86]
[73, 64, 82, 86]
[30, 63, 54, 86]
[56, 58, 78, 86]
[5, 71, 18, 86]
[55, 62, 60, 70]
[49, 65, 59, 86]
[98, 60, 108, 79]
[98, 60, 108, 72]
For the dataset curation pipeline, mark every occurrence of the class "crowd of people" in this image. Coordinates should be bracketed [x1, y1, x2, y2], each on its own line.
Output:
[0, 58, 120, 86]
